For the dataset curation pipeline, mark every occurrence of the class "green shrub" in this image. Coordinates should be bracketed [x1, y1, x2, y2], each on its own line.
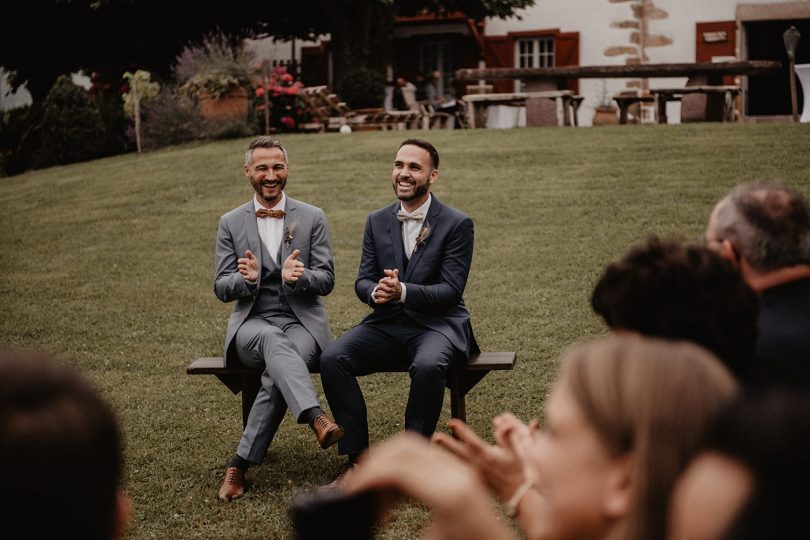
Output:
[0, 104, 42, 177]
[175, 33, 255, 99]
[136, 86, 205, 150]
[37, 75, 105, 167]
[338, 67, 385, 109]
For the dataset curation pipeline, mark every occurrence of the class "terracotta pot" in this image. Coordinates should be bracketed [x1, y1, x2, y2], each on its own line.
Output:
[199, 87, 249, 120]
[592, 106, 619, 126]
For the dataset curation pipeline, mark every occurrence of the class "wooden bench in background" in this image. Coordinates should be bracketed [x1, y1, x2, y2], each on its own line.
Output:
[187, 351, 517, 428]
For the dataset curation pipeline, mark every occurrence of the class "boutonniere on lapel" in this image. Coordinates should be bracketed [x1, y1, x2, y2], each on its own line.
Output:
[284, 223, 297, 250]
[413, 223, 431, 253]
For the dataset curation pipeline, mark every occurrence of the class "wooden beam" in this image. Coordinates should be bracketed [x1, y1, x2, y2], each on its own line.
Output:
[456, 61, 781, 81]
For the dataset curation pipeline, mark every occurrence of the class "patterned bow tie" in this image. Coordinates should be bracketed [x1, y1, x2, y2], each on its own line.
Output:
[256, 208, 285, 219]
[397, 210, 424, 222]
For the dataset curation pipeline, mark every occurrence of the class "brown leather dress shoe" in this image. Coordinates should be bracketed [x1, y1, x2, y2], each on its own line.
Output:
[311, 414, 345, 449]
[218, 466, 246, 501]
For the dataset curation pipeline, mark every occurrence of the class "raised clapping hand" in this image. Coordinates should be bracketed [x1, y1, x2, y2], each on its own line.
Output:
[374, 268, 402, 304]
[345, 433, 516, 540]
[282, 249, 305, 283]
[237, 250, 260, 283]
[432, 415, 538, 503]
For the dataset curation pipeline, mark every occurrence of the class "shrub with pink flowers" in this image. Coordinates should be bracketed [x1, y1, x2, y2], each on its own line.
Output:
[252, 65, 313, 133]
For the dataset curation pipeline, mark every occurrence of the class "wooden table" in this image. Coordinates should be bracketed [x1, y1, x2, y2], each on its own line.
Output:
[456, 61, 781, 84]
[612, 95, 656, 124]
[462, 90, 578, 128]
[649, 85, 741, 123]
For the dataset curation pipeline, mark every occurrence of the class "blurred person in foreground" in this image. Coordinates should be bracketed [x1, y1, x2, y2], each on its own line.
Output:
[706, 181, 810, 387]
[591, 236, 758, 379]
[669, 389, 810, 540]
[344, 335, 737, 540]
[0, 349, 130, 540]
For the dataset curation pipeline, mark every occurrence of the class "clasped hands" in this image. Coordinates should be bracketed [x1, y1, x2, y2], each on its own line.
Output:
[237, 249, 305, 284]
[373, 268, 402, 304]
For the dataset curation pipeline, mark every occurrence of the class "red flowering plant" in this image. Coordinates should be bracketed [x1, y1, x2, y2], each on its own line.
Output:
[252, 65, 313, 133]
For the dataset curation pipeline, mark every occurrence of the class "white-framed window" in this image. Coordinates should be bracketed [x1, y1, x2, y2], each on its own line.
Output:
[515, 37, 555, 68]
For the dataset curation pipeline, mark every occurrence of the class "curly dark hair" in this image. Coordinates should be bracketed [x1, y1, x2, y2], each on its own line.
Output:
[591, 237, 759, 379]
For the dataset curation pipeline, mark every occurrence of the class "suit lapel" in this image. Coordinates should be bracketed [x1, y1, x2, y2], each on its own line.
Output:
[280, 195, 297, 264]
[388, 204, 405, 273]
[403, 197, 442, 282]
[244, 200, 263, 272]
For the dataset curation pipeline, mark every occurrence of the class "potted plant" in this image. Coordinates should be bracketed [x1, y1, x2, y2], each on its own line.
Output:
[175, 33, 255, 120]
[592, 80, 619, 126]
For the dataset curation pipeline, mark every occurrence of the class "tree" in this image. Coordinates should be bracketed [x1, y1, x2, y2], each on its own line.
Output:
[2, 1, 535, 102]
[122, 70, 160, 153]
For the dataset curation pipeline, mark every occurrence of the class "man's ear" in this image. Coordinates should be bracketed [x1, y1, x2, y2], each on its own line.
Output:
[603, 453, 633, 519]
[429, 169, 439, 185]
[719, 239, 741, 265]
[113, 490, 133, 540]
[244, 163, 250, 177]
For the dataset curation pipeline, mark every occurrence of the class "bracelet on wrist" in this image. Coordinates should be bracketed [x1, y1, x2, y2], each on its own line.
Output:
[505, 478, 534, 518]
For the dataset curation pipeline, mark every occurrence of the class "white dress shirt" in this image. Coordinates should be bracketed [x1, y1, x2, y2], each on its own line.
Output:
[400, 195, 431, 259]
[253, 193, 286, 264]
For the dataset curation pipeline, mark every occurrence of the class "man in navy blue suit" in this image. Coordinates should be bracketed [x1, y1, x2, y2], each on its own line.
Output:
[320, 138, 477, 480]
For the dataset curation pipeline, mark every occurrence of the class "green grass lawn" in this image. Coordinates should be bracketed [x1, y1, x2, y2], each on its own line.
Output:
[2, 123, 809, 539]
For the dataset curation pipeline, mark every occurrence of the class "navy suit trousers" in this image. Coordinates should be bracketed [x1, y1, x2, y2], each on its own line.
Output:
[320, 313, 456, 456]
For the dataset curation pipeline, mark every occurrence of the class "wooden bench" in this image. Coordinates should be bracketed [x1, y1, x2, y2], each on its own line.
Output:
[187, 352, 517, 428]
[650, 85, 741, 124]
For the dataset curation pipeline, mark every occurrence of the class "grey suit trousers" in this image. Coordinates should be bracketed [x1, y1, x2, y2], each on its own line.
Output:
[234, 315, 320, 463]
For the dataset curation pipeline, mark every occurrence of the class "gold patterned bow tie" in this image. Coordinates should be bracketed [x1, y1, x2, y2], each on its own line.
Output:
[256, 208, 286, 219]
[397, 210, 424, 222]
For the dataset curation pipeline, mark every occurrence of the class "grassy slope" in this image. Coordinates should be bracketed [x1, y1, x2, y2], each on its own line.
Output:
[1, 123, 809, 539]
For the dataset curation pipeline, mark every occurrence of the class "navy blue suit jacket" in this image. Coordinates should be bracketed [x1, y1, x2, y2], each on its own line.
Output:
[355, 196, 478, 358]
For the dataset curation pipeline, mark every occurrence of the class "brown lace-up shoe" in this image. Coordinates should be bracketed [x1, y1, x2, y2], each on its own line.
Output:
[311, 414, 345, 449]
[218, 466, 246, 501]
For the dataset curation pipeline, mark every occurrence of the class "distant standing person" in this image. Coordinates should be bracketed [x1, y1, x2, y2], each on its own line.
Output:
[214, 136, 343, 501]
[319, 138, 477, 483]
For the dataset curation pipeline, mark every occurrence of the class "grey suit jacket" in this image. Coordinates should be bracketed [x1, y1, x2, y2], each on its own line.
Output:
[214, 196, 335, 367]
[355, 196, 478, 358]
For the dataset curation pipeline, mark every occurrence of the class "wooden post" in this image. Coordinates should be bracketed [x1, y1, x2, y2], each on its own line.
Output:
[262, 60, 271, 134]
[784, 26, 801, 123]
[132, 82, 142, 154]
[789, 57, 798, 122]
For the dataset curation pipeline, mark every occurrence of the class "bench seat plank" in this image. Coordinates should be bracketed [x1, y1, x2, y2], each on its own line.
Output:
[188, 352, 516, 426]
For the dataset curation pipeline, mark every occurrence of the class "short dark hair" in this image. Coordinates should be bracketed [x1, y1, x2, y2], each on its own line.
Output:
[0, 349, 124, 540]
[705, 390, 810, 539]
[713, 182, 810, 271]
[399, 138, 439, 169]
[591, 237, 759, 379]
[245, 135, 288, 165]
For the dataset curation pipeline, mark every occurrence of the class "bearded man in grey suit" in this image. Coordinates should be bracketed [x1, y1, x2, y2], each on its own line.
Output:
[320, 138, 477, 483]
[215, 136, 343, 501]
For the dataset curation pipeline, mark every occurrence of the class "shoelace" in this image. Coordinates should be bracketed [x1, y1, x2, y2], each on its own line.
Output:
[225, 468, 242, 484]
[314, 415, 330, 431]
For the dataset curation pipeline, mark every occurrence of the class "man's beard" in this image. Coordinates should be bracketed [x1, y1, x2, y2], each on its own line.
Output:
[395, 181, 429, 201]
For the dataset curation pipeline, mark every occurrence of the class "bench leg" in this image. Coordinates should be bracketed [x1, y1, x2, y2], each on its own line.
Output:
[448, 370, 467, 424]
[240, 374, 261, 429]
